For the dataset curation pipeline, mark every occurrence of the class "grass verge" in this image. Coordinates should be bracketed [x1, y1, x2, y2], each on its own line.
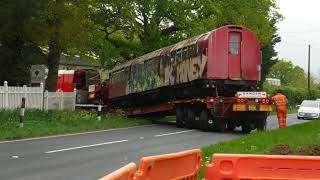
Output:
[200, 119, 320, 178]
[0, 110, 150, 141]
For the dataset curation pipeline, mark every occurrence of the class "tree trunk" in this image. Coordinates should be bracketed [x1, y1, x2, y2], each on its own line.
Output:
[46, 0, 62, 91]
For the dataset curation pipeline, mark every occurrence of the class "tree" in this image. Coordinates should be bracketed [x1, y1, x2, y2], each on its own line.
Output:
[267, 60, 311, 88]
[0, 0, 283, 88]
[31, 0, 99, 90]
[0, 0, 46, 85]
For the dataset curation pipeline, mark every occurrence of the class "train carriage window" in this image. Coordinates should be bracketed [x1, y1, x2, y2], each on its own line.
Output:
[188, 46, 193, 59]
[111, 68, 129, 83]
[170, 51, 176, 62]
[192, 45, 198, 57]
[145, 58, 157, 74]
[176, 49, 182, 63]
[132, 63, 144, 82]
[230, 34, 240, 55]
[160, 54, 170, 69]
[196, 44, 203, 56]
[182, 48, 188, 60]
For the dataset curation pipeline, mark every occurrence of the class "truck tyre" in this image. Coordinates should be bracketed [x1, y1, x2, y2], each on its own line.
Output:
[214, 118, 227, 132]
[200, 110, 209, 131]
[256, 118, 267, 131]
[176, 106, 184, 128]
[186, 107, 195, 129]
[227, 121, 236, 131]
[241, 122, 251, 134]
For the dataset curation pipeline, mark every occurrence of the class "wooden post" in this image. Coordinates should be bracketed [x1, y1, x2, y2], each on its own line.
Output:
[40, 82, 44, 110]
[97, 104, 102, 121]
[308, 44, 311, 97]
[20, 97, 26, 128]
[23, 85, 27, 109]
[44, 90, 49, 111]
[60, 91, 64, 110]
[4, 81, 8, 110]
[73, 88, 77, 111]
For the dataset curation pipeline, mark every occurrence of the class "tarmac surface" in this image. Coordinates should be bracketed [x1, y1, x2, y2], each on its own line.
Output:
[0, 113, 308, 180]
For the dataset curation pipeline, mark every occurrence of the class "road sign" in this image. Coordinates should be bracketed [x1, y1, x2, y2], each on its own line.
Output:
[31, 65, 48, 84]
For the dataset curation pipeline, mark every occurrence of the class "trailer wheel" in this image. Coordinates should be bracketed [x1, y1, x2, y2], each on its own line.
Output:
[186, 107, 195, 129]
[241, 122, 251, 134]
[200, 110, 210, 131]
[176, 106, 184, 128]
[256, 117, 267, 131]
[227, 121, 236, 131]
[214, 119, 227, 132]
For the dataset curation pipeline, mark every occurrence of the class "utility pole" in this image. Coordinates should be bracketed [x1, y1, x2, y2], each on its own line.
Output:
[308, 44, 311, 97]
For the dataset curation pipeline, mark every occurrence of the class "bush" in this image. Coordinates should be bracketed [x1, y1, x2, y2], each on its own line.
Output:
[263, 85, 320, 105]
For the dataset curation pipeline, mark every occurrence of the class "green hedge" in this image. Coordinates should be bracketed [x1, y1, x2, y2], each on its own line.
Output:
[263, 85, 320, 105]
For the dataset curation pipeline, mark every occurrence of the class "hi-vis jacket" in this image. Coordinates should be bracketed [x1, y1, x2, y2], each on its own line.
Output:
[272, 93, 288, 107]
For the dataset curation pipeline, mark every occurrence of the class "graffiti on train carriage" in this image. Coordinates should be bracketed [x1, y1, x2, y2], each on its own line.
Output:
[161, 47, 207, 86]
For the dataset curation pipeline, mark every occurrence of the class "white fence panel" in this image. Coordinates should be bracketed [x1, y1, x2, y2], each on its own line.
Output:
[0, 81, 44, 110]
[1, 81, 76, 111]
[43, 90, 76, 111]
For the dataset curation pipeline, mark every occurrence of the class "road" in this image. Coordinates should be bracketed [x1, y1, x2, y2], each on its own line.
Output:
[0, 114, 308, 180]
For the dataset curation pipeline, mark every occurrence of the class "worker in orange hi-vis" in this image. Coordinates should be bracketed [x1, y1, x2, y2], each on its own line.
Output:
[272, 90, 288, 128]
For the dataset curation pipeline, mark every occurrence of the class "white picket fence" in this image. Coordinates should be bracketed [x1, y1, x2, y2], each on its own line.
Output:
[43, 90, 76, 111]
[0, 81, 76, 110]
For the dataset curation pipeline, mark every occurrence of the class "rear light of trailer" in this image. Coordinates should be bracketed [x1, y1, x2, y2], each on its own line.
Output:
[89, 93, 95, 99]
[260, 99, 270, 104]
[206, 98, 215, 103]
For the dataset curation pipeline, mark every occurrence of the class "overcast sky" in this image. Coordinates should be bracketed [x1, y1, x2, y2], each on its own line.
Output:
[275, 0, 320, 77]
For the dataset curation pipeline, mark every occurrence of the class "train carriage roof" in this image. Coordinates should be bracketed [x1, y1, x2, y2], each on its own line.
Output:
[109, 26, 242, 74]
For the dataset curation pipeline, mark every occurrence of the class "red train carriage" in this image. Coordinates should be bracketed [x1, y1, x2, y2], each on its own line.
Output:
[108, 25, 271, 134]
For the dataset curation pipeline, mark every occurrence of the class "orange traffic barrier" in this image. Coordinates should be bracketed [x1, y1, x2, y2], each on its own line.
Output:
[99, 162, 136, 180]
[134, 149, 201, 180]
[205, 153, 320, 180]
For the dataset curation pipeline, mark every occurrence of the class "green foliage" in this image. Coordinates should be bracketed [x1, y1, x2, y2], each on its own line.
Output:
[267, 60, 310, 88]
[264, 85, 320, 105]
[265, 60, 320, 104]
[0, 0, 47, 85]
[1, 0, 282, 87]
[200, 120, 320, 178]
[0, 110, 150, 141]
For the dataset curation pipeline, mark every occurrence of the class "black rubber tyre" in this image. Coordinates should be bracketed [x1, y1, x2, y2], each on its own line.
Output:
[227, 121, 236, 131]
[176, 106, 184, 128]
[256, 118, 267, 131]
[200, 110, 209, 131]
[186, 107, 196, 129]
[214, 118, 227, 132]
[241, 122, 252, 134]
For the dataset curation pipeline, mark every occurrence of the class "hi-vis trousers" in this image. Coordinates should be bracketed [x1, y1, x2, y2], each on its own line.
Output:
[276, 105, 287, 128]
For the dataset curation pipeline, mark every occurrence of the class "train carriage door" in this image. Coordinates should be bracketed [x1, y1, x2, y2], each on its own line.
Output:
[228, 32, 242, 80]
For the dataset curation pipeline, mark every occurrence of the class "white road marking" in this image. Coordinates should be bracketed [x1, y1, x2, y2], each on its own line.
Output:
[139, 137, 144, 140]
[154, 130, 194, 137]
[0, 125, 155, 144]
[45, 140, 128, 154]
[11, 155, 19, 159]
